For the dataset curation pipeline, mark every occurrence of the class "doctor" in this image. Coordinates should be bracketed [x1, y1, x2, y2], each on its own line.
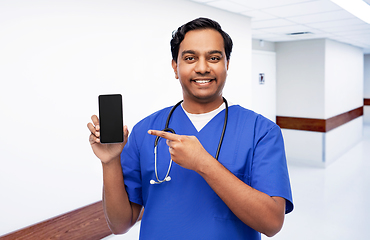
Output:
[88, 17, 293, 239]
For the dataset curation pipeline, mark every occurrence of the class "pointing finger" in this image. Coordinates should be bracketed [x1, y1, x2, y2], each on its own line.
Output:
[148, 130, 179, 141]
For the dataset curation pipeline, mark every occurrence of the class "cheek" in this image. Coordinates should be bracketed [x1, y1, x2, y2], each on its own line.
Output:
[216, 66, 228, 79]
[177, 65, 192, 79]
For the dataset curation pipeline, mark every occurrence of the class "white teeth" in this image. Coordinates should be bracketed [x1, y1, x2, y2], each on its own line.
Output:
[195, 80, 211, 83]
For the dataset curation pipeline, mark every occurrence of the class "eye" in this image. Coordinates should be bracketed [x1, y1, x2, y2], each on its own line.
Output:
[209, 56, 221, 62]
[184, 56, 195, 61]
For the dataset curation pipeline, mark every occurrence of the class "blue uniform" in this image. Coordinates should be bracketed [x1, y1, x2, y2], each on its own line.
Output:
[121, 104, 293, 239]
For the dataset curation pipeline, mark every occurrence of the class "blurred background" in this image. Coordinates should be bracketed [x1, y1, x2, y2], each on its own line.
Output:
[0, 0, 369, 239]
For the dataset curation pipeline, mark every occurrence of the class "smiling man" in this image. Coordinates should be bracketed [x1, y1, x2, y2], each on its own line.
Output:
[172, 28, 228, 113]
[88, 17, 293, 239]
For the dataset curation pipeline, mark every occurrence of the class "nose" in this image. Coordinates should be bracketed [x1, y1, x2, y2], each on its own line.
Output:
[194, 58, 210, 74]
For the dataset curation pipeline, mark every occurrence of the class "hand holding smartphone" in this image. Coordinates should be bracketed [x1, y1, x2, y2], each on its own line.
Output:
[98, 94, 124, 144]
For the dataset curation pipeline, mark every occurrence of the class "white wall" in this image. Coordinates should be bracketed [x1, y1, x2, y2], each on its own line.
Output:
[252, 39, 275, 52]
[364, 54, 370, 125]
[282, 116, 364, 167]
[251, 50, 276, 122]
[0, 0, 251, 236]
[276, 39, 363, 167]
[282, 129, 325, 167]
[365, 54, 370, 99]
[276, 39, 326, 119]
[365, 107, 370, 124]
[325, 117, 363, 165]
[324, 40, 364, 165]
[325, 39, 364, 119]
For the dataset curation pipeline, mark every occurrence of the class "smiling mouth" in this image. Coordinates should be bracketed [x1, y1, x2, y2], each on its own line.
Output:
[195, 79, 211, 83]
[192, 78, 214, 84]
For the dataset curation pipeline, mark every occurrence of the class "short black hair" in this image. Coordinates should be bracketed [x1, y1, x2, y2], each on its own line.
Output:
[170, 17, 233, 63]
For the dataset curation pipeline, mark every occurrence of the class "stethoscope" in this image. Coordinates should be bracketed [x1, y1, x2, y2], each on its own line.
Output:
[150, 97, 228, 184]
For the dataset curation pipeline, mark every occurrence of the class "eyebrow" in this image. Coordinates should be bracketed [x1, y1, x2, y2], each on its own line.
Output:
[181, 50, 196, 57]
[208, 50, 223, 56]
[181, 50, 224, 57]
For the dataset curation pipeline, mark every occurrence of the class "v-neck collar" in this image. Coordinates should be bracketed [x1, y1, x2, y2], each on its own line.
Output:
[177, 104, 227, 134]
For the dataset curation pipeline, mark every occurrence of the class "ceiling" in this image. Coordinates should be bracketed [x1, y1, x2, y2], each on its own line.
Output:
[189, 0, 370, 54]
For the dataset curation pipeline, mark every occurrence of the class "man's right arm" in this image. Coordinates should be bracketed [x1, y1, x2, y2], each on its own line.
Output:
[87, 115, 142, 234]
[101, 156, 142, 234]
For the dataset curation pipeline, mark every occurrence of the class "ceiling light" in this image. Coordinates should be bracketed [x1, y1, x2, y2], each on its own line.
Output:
[330, 0, 370, 24]
[286, 32, 314, 36]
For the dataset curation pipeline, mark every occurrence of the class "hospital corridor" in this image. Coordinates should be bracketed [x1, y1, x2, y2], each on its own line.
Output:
[1, 0, 370, 239]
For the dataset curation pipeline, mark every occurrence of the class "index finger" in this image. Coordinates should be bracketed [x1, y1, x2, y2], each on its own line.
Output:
[148, 130, 179, 141]
[91, 115, 99, 127]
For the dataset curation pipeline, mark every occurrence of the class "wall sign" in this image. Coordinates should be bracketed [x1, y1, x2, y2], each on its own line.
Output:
[259, 73, 265, 84]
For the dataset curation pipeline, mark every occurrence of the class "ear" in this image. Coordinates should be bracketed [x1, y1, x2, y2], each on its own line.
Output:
[226, 60, 230, 70]
[171, 59, 179, 79]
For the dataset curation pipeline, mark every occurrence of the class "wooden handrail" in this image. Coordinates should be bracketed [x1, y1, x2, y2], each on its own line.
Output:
[364, 99, 370, 106]
[276, 106, 363, 132]
[0, 201, 112, 240]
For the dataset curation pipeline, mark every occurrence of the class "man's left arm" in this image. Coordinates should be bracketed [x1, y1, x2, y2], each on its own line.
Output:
[197, 155, 286, 237]
[148, 130, 286, 237]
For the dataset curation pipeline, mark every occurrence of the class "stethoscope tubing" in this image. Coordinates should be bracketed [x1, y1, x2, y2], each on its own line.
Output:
[152, 128, 176, 184]
[215, 97, 228, 160]
[150, 98, 228, 184]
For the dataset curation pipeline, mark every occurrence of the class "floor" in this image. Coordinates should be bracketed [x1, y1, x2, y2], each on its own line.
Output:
[263, 124, 370, 240]
[104, 124, 370, 240]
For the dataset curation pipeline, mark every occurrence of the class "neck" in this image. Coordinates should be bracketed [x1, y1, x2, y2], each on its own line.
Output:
[182, 97, 224, 114]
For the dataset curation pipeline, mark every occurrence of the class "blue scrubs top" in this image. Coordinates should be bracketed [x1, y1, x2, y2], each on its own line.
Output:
[121, 105, 293, 240]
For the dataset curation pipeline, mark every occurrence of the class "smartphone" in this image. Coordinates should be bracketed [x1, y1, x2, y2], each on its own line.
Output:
[98, 94, 124, 144]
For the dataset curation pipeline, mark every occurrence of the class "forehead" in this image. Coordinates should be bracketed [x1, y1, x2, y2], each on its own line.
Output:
[179, 29, 225, 54]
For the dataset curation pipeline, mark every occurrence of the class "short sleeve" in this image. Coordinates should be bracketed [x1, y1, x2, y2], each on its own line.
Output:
[121, 128, 143, 206]
[251, 121, 294, 214]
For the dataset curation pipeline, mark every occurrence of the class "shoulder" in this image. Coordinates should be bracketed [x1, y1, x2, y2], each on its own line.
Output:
[228, 105, 282, 143]
[229, 105, 278, 130]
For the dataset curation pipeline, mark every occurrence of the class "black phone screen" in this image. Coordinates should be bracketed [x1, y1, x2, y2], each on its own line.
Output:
[98, 94, 124, 143]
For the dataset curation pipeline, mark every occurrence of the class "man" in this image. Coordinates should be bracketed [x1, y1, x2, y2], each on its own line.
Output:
[88, 17, 293, 239]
